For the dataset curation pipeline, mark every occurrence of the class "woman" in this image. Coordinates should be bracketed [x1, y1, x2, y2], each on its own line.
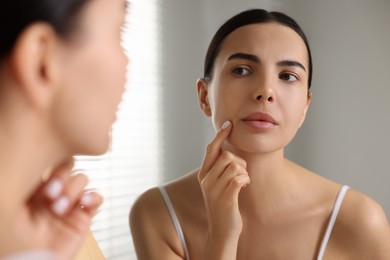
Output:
[0, 0, 128, 258]
[130, 9, 390, 259]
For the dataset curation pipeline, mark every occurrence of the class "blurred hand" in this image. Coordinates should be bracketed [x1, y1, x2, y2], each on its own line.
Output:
[12, 158, 103, 259]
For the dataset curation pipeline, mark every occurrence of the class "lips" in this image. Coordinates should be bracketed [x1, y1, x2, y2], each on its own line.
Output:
[242, 112, 278, 129]
[242, 112, 278, 124]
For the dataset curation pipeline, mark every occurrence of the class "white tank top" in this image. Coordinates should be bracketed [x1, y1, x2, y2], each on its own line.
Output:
[159, 185, 350, 260]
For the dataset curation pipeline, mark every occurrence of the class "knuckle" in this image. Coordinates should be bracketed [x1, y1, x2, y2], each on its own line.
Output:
[239, 158, 247, 168]
[200, 175, 210, 188]
[231, 177, 243, 188]
[198, 170, 204, 181]
[81, 173, 89, 183]
[230, 162, 241, 172]
[201, 181, 212, 193]
[221, 151, 233, 161]
[73, 173, 89, 185]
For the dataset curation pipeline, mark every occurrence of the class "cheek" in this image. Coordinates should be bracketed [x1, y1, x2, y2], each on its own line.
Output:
[209, 87, 240, 129]
[280, 94, 308, 130]
[51, 82, 110, 154]
[51, 44, 127, 154]
[101, 44, 128, 91]
[77, 41, 126, 113]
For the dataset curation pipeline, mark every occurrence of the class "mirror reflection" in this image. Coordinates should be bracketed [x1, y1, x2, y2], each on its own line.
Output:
[82, 0, 390, 259]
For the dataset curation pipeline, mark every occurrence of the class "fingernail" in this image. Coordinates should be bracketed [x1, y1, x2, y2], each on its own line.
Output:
[52, 196, 69, 215]
[80, 193, 93, 206]
[45, 179, 63, 199]
[221, 121, 231, 130]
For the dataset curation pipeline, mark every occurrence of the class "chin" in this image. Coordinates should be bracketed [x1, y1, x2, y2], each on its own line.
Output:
[88, 146, 110, 156]
[75, 135, 111, 156]
[226, 133, 278, 154]
[92, 140, 111, 155]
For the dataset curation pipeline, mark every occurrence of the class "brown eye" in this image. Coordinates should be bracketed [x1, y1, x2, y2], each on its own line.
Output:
[279, 73, 298, 82]
[232, 66, 251, 76]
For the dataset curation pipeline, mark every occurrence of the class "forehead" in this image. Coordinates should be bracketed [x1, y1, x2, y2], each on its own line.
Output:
[217, 23, 308, 66]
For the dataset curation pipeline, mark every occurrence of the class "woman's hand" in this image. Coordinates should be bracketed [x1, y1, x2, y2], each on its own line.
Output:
[12, 158, 103, 259]
[198, 121, 250, 260]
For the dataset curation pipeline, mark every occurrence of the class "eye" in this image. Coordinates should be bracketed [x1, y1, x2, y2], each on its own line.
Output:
[232, 66, 252, 76]
[279, 73, 298, 82]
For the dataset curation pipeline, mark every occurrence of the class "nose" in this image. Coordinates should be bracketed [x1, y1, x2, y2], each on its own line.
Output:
[255, 86, 274, 104]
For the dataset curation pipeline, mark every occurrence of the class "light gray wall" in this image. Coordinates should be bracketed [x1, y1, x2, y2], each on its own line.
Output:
[159, 0, 205, 181]
[160, 0, 390, 217]
[279, 0, 390, 217]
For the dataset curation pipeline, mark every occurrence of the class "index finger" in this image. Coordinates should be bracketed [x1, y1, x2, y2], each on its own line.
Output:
[198, 120, 232, 181]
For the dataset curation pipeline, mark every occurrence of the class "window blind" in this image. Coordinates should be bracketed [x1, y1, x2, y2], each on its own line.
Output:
[74, 0, 161, 259]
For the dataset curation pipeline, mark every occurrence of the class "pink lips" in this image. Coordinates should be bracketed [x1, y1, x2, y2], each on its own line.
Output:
[242, 112, 278, 129]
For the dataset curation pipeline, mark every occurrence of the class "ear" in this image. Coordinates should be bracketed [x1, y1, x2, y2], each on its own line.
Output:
[196, 78, 211, 117]
[298, 90, 312, 128]
[10, 23, 61, 109]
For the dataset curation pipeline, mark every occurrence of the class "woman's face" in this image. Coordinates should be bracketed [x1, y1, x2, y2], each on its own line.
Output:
[201, 23, 311, 154]
[51, 0, 128, 155]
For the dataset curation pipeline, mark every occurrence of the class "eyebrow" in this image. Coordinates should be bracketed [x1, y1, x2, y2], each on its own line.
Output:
[277, 60, 306, 72]
[227, 53, 260, 63]
[226, 52, 306, 72]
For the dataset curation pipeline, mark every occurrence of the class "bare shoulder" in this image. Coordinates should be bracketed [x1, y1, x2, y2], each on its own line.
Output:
[129, 185, 182, 259]
[130, 186, 164, 225]
[129, 170, 199, 260]
[341, 188, 389, 239]
[290, 163, 390, 258]
[130, 170, 199, 223]
[332, 188, 390, 258]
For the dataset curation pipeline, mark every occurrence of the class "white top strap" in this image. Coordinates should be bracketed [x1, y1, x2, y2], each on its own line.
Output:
[317, 185, 350, 260]
[159, 186, 190, 260]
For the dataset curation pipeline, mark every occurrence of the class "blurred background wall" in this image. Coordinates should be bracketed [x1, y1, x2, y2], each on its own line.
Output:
[159, 0, 390, 216]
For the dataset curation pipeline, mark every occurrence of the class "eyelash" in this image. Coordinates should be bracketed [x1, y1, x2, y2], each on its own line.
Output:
[279, 72, 299, 83]
[230, 65, 301, 84]
[231, 66, 252, 76]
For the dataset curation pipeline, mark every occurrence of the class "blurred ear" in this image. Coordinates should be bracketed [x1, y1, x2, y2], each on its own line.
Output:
[298, 90, 312, 128]
[10, 23, 61, 109]
[196, 78, 211, 117]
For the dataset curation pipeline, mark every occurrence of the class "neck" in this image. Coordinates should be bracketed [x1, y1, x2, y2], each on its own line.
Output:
[223, 144, 302, 218]
[224, 142, 287, 185]
[0, 69, 73, 254]
[0, 103, 70, 228]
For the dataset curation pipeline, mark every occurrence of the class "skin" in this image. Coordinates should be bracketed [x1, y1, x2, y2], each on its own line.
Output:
[130, 23, 390, 259]
[0, 0, 128, 258]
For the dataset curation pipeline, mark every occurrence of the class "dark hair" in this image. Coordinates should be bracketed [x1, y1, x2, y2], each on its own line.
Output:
[0, 0, 90, 60]
[204, 9, 313, 89]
